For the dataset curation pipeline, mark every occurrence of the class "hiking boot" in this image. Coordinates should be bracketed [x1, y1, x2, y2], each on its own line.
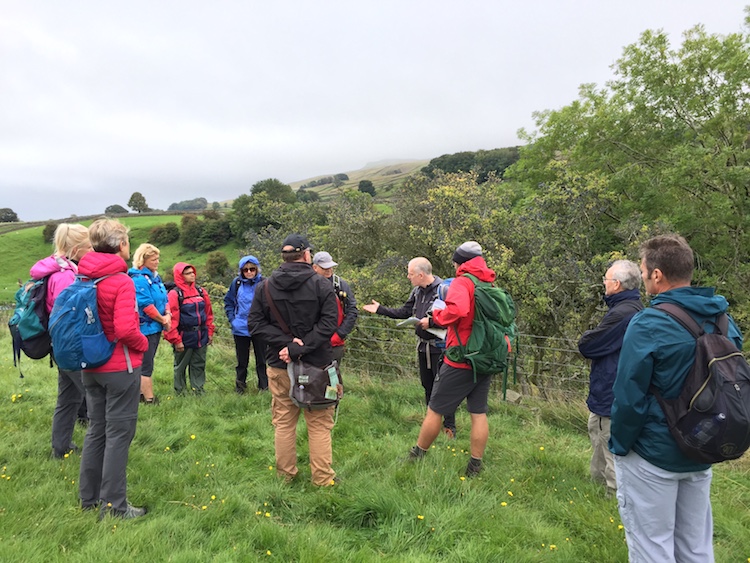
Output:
[406, 445, 427, 461]
[443, 426, 457, 440]
[99, 502, 147, 521]
[465, 457, 482, 477]
[52, 443, 80, 459]
[235, 380, 247, 395]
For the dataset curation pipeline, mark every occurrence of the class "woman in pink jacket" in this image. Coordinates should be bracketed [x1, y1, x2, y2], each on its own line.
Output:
[30, 223, 91, 459]
[76, 218, 149, 520]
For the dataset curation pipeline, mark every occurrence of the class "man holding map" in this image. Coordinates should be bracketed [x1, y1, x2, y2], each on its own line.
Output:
[362, 257, 456, 437]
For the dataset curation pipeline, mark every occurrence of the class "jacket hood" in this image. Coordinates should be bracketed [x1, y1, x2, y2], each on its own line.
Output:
[270, 262, 316, 292]
[604, 288, 641, 308]
[30, 255, 76, 280]
[455, 256, 495, 283]
[651, 286, 729, 318]
[78, 251, 128, 278]
[238, 255, 261, 277]
[173, 262, 196, 292]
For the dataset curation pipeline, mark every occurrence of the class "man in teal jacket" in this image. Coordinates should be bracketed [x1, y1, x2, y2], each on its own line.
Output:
[610, 234, 743, 562]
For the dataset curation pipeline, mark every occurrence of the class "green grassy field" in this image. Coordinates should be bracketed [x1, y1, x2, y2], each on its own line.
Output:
[0, 216, 244, 305]
[1, 322, 749, 562]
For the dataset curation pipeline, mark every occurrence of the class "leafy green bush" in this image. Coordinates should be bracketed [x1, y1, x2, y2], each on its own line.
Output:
[42, 222, 57, 244]
[149, 223, 180, 246]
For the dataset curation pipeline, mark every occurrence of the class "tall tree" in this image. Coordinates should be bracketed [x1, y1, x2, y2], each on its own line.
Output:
[128, 192, 149, 213]
[510, 14, 750, 327]
[251, 178, 296, 204]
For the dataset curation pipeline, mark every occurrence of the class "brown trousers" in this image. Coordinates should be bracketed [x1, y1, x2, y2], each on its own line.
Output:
[267, 366, 336, 486]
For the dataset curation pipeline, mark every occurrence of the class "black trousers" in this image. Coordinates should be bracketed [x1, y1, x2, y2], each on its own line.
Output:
[233, 334, 268, 390]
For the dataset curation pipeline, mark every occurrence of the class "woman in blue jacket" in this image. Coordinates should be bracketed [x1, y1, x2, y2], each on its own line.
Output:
[128, 243, 171, 404]
[224, 255, 267, 393]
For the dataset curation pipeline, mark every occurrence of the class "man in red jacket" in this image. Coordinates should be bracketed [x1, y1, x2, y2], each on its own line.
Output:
[409, 241, 496, 477]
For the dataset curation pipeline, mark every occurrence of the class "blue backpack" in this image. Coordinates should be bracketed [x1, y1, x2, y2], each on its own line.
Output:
[49, 274, 122, 371]
[8, 277, 53, 371]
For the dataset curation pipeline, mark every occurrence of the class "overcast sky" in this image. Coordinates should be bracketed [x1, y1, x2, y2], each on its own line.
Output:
[1, 1, 747, 221]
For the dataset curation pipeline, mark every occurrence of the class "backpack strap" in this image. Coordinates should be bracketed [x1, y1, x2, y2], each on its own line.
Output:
[263, 281, 293, 337]
[653, 303, 728, 338]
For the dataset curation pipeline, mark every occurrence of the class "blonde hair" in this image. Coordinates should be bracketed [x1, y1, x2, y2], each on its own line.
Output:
[88, 218, 130, 254]
[132, 243, 160, 269]
[53, 223, 90, 259]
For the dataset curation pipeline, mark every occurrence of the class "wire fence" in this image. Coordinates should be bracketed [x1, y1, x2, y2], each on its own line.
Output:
[342, 317, 590, 406]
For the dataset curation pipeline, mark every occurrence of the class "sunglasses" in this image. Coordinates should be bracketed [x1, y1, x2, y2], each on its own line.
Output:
[242, 267, 257, 272]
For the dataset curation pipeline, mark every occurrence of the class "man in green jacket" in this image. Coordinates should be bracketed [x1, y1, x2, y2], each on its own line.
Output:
[610, 234, 743, 562]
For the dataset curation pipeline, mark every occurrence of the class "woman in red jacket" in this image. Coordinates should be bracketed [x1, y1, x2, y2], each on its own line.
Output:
[77, 218, 149, 520]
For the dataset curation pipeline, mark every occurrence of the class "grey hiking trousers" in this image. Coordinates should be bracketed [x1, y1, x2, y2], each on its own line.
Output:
[79, 367, 140, 512]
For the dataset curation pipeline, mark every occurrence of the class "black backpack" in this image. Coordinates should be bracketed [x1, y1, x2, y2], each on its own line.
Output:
[650, 303, 750, 464]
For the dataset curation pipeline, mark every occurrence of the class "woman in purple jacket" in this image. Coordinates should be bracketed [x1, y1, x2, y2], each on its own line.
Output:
[30, 223, 92, 459]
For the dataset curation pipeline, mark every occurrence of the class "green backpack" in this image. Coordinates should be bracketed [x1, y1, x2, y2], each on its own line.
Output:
[444, 273, 516, 381]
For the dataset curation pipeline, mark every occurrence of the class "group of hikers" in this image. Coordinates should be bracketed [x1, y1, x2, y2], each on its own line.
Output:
[14, 218, 746, 562]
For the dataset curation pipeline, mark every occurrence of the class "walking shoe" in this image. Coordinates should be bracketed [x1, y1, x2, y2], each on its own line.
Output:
[465, 457, 482, 477]
[99, 502, 147, 521]
[442, 426, 457, 440]
[52, 443, 80, 459]
[406, 445, 427, 461]
[235, 380, 247, 395]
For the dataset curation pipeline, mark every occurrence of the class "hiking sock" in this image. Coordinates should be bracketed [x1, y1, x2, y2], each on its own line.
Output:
[466, 456, 483, 477]
[408, 445, 427, 460]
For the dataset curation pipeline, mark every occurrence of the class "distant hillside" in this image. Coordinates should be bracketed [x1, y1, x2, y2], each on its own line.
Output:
[218, 159, 429, 208]
[289, 159, 429, 199]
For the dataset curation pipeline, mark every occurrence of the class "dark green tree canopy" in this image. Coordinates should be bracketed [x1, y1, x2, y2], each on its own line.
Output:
[251, 178, 296, 204]
[168, 197, 208, 211]
[105, 204, 128, 215]
[358, 180, 375, 196]
[422, 148, 519, 183]
[128, 192, 149, 213]
[0, 208, 20, 222]
[297, 189, 321, 203]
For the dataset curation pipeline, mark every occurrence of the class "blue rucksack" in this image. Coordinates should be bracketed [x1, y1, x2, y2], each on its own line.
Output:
[49, 274, 122, 371]
[8, 277, 53, 373]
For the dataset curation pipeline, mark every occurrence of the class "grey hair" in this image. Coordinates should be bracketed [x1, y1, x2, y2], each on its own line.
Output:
[609, 260, 641, 290]
[88, 218, 130, 254]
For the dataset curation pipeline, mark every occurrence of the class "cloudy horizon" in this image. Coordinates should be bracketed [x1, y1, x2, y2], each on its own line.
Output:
[1, 0, 746, 221]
